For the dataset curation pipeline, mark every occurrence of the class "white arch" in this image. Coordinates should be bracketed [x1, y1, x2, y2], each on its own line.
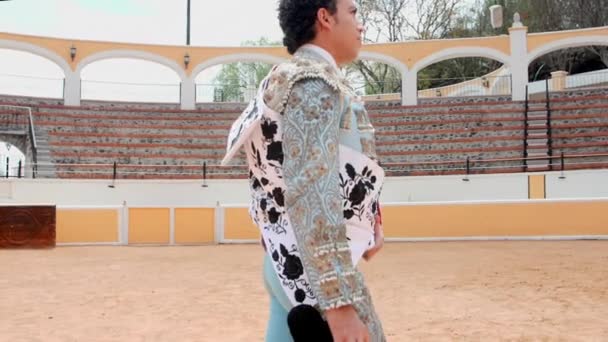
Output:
[191, 53, 288, 80]
[527, 35, 608, 65]
[357, 51, 409, 74]
[75, 49, 187, 80]
[0, 39, 70, 77]
[412, 47, 511, 73]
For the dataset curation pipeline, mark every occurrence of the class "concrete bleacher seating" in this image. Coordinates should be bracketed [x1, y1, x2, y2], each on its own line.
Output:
[31, 106, 243, 179]
[368, 99, 527, 175]
[0, 88, 606, 179]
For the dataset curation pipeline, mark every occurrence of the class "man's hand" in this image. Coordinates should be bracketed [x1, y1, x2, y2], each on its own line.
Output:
[325, 305, 369, 342]
[363, 215, 384, 261]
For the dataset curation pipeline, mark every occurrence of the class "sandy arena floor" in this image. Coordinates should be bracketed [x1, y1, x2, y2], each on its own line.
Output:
[1, 241, 607, 341]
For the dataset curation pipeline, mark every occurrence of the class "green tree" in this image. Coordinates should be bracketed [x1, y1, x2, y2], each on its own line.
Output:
[213, 37, 281, 102]
[348, 0, 472, 95]
[469, 0, 608, 80]
[352, 0, 608, 94]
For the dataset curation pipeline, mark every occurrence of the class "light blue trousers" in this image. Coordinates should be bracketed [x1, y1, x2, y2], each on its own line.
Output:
[263, 254, 294, 342]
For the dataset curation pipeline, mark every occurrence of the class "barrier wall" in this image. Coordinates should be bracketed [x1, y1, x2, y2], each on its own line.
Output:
[381, 199, 608, 241]
[2, 170, 607, 244]
[55, 206, 217, 246]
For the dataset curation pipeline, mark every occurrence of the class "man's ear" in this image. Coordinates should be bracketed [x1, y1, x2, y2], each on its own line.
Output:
[316, 7, 333, 31]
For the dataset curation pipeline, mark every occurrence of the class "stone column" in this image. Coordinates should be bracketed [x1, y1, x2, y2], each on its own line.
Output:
[508, 13, 528, 101]
[550, 71, 569, 91]
[63, 71, 81, 107]
[402, 70, 418, 106]
[180, 77, 196, 110]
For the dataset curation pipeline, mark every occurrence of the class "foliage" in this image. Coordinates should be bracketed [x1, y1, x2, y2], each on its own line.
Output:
[350, 0, 608, 93]
[213, 37, 280, 102]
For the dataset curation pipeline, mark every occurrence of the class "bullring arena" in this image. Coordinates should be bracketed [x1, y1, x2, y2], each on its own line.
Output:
[1, 16, 608, 342]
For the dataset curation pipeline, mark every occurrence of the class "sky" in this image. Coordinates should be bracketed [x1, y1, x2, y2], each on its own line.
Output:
[0, 0, 283, 46]
[0, 0, 285, 102]
[0, 0, 486, 103]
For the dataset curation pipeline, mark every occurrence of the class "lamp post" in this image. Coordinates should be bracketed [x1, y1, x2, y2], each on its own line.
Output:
[186, 0, 191, 45]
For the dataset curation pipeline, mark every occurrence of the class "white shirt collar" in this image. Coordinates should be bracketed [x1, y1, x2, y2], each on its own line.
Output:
[298, 44, 340, 72]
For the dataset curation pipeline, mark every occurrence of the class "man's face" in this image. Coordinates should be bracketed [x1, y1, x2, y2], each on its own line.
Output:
[328, 0, 364, 65]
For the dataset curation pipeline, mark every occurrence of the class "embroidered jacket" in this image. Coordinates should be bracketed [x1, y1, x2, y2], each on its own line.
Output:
[222, 45, 386, 341]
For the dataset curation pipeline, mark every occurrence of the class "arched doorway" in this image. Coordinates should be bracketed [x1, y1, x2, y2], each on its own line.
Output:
[0, 141, 26, 178]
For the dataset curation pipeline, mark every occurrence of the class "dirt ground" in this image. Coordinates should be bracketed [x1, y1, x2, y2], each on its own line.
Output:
[1, 241, 607, 341]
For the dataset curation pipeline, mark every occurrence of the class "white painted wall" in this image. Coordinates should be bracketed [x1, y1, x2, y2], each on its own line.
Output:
[0, 170, 605, 207]
[0, 179, 251, 206]
[546, 170, 608, 199]
[380, 173, 529, 203]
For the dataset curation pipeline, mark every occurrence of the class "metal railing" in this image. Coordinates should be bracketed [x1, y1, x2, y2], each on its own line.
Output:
[565, 69, 608, 90]
[0, 72, 64, 99]
[349, 79, 402, 96]
[1, 158, 24, 178]
[29, 161, 219, 179]
[528, 68, 608, 97]
[28, 108, 38, 178]
[545, 79, 554, 167]
[194, 74, 516, 103]
[2, 68, 606, 104]
[418, 75, 512, 98]
[524, 85, 530, 167]
[6, 152, 604, 181]
[382, 153, 608, 177]
[195, 83, 258, 103]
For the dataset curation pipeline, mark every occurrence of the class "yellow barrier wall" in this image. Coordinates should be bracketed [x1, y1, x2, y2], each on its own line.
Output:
[382, 201, 608, 238]
[529, 175, 546, 199]
[128, 208, 170, 244]
[174, 208, 215, 244]
[56, 209, 119, 243]
[53, 200, 608, 244]
[224, 208, 259, 241]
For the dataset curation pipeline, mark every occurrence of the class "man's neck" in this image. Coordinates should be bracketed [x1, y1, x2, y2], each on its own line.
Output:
[298, 43, 340, 72]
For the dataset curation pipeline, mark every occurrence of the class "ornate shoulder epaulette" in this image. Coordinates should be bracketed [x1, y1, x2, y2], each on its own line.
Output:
[263, 56, 344, 115]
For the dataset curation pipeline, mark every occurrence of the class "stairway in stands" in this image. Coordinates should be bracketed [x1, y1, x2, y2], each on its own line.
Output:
[32, 125, 56, 178]
[525, 98, 551, 171]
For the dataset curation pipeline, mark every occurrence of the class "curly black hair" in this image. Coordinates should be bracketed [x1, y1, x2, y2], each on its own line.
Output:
[278, 0, 338, 54]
